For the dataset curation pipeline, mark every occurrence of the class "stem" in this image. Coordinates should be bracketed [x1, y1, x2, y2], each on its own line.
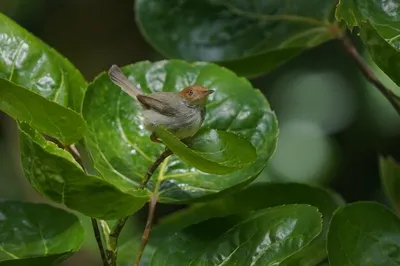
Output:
[67, 145, 171, 266]
[139, 148, 172, 188]
[106, 216, 130, 265]
[133, 149, 171, 265]
[65, 145, 109, 266]
[91, 218, 108, 266]
[134, 194, 158, 266]
[340, 33, 400, 115]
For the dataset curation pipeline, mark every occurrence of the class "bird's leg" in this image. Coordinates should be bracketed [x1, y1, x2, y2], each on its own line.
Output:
[150, 132, 161, 143]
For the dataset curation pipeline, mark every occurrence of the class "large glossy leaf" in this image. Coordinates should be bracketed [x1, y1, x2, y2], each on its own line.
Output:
[380, 156, 400, 214]
[82, 60, 278, 203]
[0, 79, 86, 144]
[136, 0, 337, 77]
[0, 200, 84, 266]
[0, 13, 88, 143]
[18, 123, 149, 219]
[328, 202, 400, 266]
[336, 0, 400, 86]
[0, 13, 86, 111]
[153, 183, 343, 265]
[151, 205, 322, 265]
[155, 127, 256, 174]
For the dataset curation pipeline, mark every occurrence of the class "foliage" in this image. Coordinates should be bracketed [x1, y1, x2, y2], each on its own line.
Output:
[0, 200, 84, 266]
[1, 0, 400, 265]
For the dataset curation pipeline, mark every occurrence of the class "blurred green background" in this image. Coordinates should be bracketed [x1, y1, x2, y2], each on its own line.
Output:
[1, 0, 400, 265]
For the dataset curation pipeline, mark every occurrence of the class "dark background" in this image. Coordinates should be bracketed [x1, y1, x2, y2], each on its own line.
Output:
[1, 0, 400, 265]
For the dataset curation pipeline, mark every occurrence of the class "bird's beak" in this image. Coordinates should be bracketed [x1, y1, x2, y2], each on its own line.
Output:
[204, 89, 214, 95]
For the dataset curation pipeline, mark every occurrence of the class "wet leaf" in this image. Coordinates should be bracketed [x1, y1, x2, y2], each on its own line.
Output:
[136, 0, 337, 76]
[151, 205, 322, 265]
[380, 156, 400, 214]
[82, 60, 278, 203]
[153, 183, 343, 265]
[328, 202, 400, 266]
[336, 0, 400, 86]
[0, 13, 86, 112]
[18, 123, 149, 219]
[0, 13, 87, 143]
[155, 127, 257, 174]
[0, 200, 84, 266]
[0, 79, 86, 144]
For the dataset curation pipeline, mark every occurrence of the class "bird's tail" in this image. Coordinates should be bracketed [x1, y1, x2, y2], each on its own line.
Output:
[108, 65, 142, 97]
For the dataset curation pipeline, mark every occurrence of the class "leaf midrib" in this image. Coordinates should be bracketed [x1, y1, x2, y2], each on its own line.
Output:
[222, 2, 330, 27]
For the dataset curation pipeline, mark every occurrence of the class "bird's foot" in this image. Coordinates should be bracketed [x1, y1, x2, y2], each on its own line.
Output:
[150, 133, 161, 143]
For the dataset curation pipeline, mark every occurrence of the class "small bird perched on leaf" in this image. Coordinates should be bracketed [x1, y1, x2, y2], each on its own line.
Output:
[108, 65, 214, 142]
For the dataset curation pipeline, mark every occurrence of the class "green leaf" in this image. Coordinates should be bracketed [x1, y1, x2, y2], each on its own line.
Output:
[18, 123, 149, 219]
[327, 201, 400, 266]
[0, 13, 88, 144]
[82, 60, 278, 203]
[155, 127, 256, 174]
[153, 183, 343, 265]
[151, 205, 322, 265]
[336, 0, 400, 86]
[136, 0, 338, 77]
[0, 79, 86, 145]
[0, 200, 84, 266]
[380, 156, 400, 214]
[0, 13, 86, 112]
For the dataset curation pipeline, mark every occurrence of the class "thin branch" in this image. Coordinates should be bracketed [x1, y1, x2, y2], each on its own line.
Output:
[91, 218, 108, 266]
[67, 144, 172, 266]
[139, 148, 172, 188]
[65, 145, 109, 266]
[106, 216, 130, 266]
[340, 33, 400, 115]
[65, 144, 86, 169]
[110, 216, 129, 239]
[134, 194, 158, 266]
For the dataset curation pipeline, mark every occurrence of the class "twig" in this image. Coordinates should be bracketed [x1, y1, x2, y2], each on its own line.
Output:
[134, 194, 158, 266]
[106, 216, 130, 266]
[133, 148, 172, 265]
[139, 148, 172, 188]
[340, 33, 400, 115]
[110, 216, 129, 239]
[65, 145, 109, 266]
[91, 218, 108, 266]
[67, 145, 172, 265]
[65, 144, 86, 170]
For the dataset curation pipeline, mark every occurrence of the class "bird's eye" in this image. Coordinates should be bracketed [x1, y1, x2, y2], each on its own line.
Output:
[188, 89, 194, 95]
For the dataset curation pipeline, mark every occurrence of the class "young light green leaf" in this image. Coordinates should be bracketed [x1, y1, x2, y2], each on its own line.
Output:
[328, 202, 400, 266]
[136, 0, 338, 77]
[155, 127, 256, 174]
[0, 79, 86, 144]
[0, 13, 86, 112]
[336, 0, 400, 87]
[82, 60, 278, 203]
[380, 156, 400, 214]
[18, 123, 149, 219]
[153, 183, 344, 265]
[151, 205, 322, 265]
[0, 200, 84, 266]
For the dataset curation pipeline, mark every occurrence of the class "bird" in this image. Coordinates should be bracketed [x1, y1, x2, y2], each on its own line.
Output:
[108, 65, 214, 142]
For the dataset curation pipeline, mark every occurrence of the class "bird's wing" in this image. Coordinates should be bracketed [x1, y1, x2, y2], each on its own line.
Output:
[136, 93, 178, 116]
[108, 65, 142, 97]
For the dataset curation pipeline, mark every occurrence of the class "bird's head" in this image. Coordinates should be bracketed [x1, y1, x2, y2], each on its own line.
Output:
[179, 85, 214, 106]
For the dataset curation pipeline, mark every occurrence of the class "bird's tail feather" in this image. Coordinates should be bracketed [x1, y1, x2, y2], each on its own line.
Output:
[108, 65, 141, 97]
